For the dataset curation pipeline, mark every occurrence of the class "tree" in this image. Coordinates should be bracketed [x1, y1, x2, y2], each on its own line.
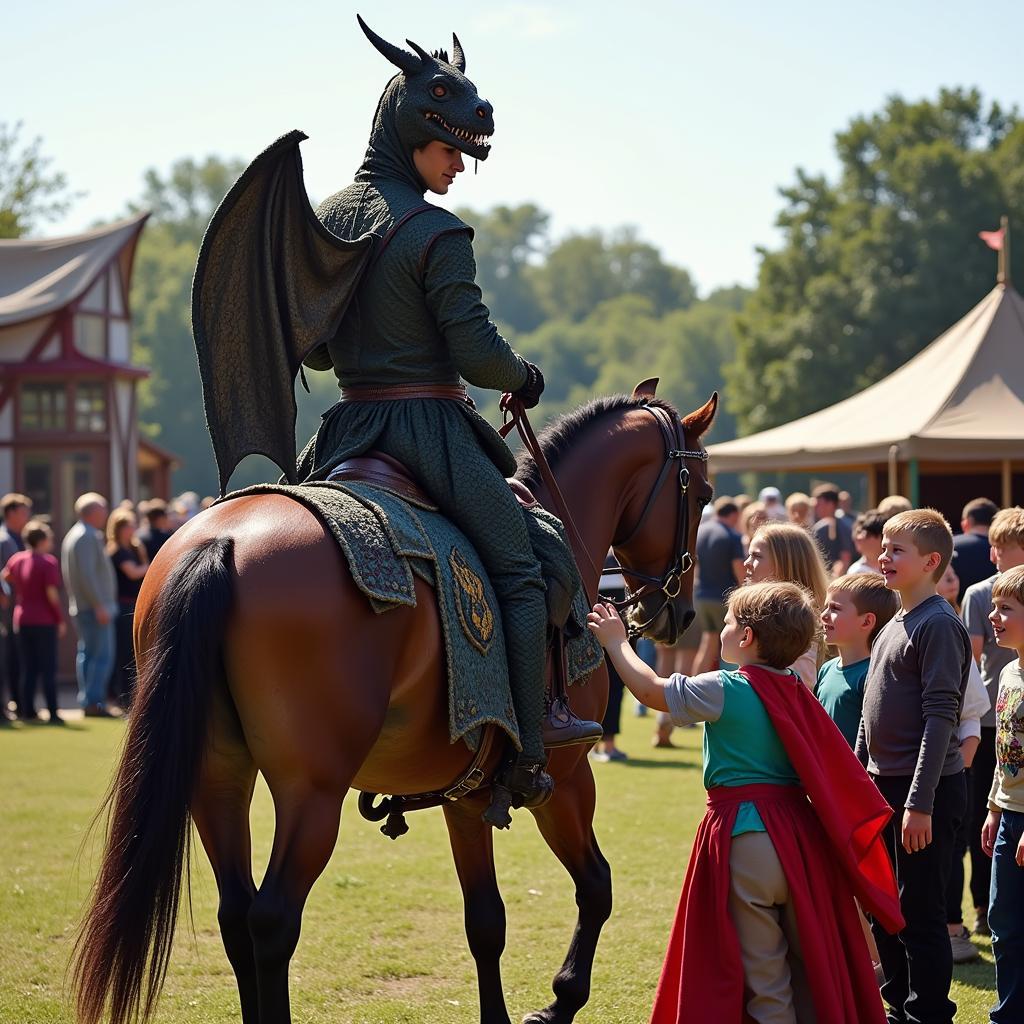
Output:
[0, 122, 75, 239]
[529, 228, 697, 323]
[729, 88, 1024, 435]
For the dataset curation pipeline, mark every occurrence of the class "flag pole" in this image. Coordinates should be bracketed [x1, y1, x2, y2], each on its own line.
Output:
[1002, 214, 1011, 285]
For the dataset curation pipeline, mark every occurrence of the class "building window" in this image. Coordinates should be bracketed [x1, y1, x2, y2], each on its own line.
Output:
[20, 383, 67, 432]
[74, 383, 107, 433]
[75, 314, 106, 358]
[22, 455, 53, 519]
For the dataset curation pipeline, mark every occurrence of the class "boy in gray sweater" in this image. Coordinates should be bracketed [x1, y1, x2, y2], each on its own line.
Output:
[856, 509, 971, 1024]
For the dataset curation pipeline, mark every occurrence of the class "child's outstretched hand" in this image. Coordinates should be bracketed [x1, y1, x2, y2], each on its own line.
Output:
[587, 602, 627, 649]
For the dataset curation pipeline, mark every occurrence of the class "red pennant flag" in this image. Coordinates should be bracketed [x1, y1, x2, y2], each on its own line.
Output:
[979, 228, 1005, 251]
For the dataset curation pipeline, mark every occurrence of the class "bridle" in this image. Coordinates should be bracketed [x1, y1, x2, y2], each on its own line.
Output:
[501, 396, 709, 642]
[601, 402, 709, 639]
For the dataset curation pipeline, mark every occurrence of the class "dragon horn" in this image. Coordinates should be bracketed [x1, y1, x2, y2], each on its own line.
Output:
[405, 38, 439, 68]
[357, 14, 423, 75]
[451, 32, 466, 72]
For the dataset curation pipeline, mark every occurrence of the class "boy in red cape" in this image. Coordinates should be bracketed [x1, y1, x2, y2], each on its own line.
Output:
[588, 581, 903, 1023]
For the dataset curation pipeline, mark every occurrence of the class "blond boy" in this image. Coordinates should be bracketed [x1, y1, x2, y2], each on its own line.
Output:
[980, 563, 1024, 1022]
[855, 509, 971, 1024]
[962, 507, 1024, 933]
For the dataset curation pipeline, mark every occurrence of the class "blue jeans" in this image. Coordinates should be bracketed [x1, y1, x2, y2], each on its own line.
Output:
[990, 809, 1024, 1023]
[73, 609, 115, 709]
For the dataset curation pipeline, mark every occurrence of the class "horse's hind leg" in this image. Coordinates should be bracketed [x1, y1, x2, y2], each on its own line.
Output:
[444, 798, 512, 1024]
[191, 683, 260, 1023]
[245, 787, 346, 1024]
[523, 759, 612, 1024]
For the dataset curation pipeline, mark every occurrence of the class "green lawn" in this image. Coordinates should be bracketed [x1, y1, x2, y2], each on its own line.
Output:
[0, 711, 997, 1023]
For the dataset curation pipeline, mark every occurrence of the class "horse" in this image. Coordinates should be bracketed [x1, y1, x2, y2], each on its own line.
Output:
[72, 383, 717, 1024]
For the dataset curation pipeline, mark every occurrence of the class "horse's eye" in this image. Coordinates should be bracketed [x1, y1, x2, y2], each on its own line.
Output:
[432, 84, 448, 98]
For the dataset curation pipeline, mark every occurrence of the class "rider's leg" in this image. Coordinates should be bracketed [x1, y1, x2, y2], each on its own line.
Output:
[381, 425, 548, 762]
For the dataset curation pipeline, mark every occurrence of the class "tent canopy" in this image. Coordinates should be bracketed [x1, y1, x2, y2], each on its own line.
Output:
[0, 213, 149, 327]
[708, 284, 1024, 472]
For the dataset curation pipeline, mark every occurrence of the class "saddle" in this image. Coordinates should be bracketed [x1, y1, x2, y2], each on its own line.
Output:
[332, 450, 540, 514]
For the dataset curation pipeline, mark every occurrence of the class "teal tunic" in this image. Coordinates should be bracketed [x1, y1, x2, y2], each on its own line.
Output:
[816, 656, 869, 749]
[666, 667, 800, 835]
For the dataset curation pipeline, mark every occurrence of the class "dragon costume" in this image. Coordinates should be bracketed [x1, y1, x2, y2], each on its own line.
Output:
[192, 16, 600, 800]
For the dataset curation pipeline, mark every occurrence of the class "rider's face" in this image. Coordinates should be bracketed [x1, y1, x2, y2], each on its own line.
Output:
[413, 141, 465, 195]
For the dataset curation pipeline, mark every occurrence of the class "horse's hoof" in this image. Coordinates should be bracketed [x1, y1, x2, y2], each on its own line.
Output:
[521, 1008, 565, 1024]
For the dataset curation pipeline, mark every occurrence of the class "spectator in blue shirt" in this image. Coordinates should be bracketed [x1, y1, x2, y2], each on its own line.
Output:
[692, 498, 745, 674]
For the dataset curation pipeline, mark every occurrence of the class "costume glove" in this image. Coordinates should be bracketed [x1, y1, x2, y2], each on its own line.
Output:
[515, 361, 545, 409]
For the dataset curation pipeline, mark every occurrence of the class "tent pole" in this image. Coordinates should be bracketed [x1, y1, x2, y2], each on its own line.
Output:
[1003, 460, 1013, 507]
[867, 467, 878, 509]
[888, 445, 899, 496]
[1000, 214, 1010, 285]
[909, 459, 921, 508]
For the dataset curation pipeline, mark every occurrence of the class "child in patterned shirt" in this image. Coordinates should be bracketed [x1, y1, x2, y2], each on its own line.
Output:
[981, 563, 1024, 1023]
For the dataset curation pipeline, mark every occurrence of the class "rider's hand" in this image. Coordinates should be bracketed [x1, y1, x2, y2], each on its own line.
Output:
[515, 361, 545, 409]
[587, 602, 627, 649]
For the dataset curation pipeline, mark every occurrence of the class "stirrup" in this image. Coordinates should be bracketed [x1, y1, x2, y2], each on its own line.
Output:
[542, 698, 604, 749]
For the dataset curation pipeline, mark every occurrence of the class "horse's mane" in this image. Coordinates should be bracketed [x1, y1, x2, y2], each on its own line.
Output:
[515, 394, 679, 489]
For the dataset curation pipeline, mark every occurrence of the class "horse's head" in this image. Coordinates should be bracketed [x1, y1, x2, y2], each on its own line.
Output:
[613, 380, 717, 645]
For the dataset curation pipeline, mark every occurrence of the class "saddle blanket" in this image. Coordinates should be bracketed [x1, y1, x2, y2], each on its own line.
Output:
[217, 481, 603, 750]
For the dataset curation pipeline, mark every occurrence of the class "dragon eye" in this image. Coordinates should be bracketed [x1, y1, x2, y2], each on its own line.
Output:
[431, 84, 448, 98]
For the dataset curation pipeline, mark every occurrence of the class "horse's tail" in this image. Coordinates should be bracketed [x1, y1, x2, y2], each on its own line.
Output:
[71, 537, 235, 1024]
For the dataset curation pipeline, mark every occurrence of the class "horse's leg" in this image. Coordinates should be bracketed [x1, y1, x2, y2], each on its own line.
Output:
[523, 757, 612, 1024]
[191, 680, 260, 1023]
[444, 797, 512, 1024]
[226, 555, 401, 1024]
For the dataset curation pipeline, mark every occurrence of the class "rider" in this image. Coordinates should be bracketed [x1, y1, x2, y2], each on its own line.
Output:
[297, 19, 602, 806]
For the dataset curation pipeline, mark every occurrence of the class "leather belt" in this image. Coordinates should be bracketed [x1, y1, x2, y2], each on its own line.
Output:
[339, 384, 475, 407]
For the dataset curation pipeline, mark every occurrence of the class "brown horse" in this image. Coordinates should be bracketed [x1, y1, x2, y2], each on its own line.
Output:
[72, 385, 717, 1024]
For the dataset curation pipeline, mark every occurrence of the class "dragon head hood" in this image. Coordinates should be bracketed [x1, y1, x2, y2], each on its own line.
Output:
[355, 15, 495, 191]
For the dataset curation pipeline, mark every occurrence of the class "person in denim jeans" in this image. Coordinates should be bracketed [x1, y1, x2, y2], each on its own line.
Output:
[61, 493, 117, 716]
[982, 564, 1024, 1023]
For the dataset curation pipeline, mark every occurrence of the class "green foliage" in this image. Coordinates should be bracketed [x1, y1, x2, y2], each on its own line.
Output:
[511, 291, 741, 441]
[731, 88, 1024, 434]
[528, 228, 698, 323]
[129, 157, 245, 497]
[0, 122, 75, 239]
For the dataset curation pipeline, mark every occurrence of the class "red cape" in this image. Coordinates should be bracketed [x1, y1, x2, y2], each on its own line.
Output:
[649, 666, 904, 1024]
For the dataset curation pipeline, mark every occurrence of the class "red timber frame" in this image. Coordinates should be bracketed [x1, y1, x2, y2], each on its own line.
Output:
[0, 231, 150, 535]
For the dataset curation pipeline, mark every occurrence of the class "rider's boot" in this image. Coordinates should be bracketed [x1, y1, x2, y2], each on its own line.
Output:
[542, 697, 604, 749]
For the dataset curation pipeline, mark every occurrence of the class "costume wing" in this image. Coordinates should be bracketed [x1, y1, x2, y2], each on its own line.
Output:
[192, 130, 374, 493]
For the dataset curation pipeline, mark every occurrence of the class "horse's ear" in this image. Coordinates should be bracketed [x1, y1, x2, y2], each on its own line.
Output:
[632, 377, 659, 400]
[683, 392, 719, 438]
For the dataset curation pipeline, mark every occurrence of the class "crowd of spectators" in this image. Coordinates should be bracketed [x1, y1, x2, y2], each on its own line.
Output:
[0, 489, 214, 723]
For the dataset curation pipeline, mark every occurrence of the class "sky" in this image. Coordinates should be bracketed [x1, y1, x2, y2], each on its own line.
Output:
[7, 1, 1024, 294]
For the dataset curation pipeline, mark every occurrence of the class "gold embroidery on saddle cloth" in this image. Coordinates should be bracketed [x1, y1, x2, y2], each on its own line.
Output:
[449, 547, 495, 655]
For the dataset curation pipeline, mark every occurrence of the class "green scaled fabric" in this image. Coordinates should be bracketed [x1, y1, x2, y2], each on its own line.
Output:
[191, 131, 374, 493]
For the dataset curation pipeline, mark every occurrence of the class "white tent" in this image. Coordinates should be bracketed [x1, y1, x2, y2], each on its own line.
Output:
[707, 283, 1024, 506]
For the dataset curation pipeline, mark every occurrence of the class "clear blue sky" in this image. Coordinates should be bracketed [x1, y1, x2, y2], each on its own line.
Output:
[8, 1, 1023, 293]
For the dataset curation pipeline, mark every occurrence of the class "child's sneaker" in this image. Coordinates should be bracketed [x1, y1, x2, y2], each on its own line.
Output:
[949, 926, 979, 964]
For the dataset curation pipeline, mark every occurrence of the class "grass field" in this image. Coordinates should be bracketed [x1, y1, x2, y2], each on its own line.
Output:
[0, 710, 998, 1023]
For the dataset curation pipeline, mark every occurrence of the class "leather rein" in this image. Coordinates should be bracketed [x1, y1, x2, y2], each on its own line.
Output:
[500, 395, 708, 641]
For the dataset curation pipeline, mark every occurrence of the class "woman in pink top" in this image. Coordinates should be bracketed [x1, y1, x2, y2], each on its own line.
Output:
[1, 520, 65, 723]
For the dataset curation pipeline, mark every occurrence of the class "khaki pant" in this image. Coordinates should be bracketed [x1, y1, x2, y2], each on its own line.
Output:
[728, 831, 816, 1024]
